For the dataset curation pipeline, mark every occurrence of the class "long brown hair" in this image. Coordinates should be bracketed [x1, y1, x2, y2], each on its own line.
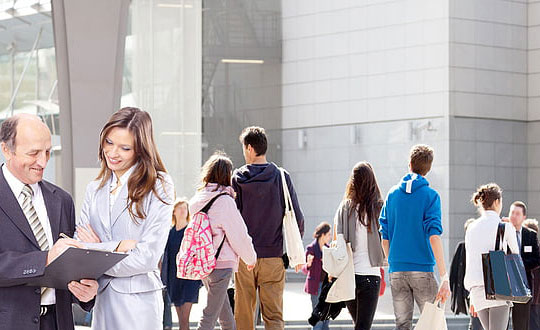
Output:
[198, 151, 233, 190]
[97, 107, 169, 221]
[344, 161, 383, 233]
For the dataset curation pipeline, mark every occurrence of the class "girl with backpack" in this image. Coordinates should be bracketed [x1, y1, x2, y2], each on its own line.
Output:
[189, 152, 257, 330]
[161, 198, 202, 330]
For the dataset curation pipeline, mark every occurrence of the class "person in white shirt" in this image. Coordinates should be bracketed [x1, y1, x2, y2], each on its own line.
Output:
[464, 183, 519, 330]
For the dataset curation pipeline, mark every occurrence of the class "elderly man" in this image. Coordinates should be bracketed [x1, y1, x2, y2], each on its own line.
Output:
[0, 114, 98, 330]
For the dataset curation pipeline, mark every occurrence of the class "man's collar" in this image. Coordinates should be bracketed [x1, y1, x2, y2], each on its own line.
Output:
[1, 163, 39, 197]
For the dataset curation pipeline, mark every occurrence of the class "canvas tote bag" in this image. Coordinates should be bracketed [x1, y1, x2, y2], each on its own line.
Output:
[414, 299, 447, 330]
[280, 168, 305, 268]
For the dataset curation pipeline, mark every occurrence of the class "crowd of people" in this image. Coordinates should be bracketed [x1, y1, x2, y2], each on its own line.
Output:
[0, 107, 539, 330]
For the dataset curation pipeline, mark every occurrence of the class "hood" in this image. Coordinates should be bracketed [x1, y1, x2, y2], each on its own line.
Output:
[398, 173, 429, 194]
[234, 162, 279, 184]
[189, 184, 235, 214]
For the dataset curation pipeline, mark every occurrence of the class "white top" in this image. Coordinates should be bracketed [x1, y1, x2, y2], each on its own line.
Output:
[464, 210, 519, 311]
[353, 219, 381, 276]
[2, 164, 55, 305]
[109, 165, 136, 214]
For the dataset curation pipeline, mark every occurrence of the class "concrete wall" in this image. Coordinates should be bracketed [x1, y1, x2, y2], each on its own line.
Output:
[281, 0, 451, 250]
[448, 0, 529, 253]
[528, 1, 540, 220]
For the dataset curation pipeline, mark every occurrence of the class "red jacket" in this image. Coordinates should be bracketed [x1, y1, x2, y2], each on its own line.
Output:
[303, 239, 326, 295]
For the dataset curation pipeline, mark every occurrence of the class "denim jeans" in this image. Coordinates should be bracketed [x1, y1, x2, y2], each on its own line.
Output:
[345, 275, 381, 330]
[390, 271, 438, 330]
[199, 268, 235, 330]
[309, 282, 330, 330]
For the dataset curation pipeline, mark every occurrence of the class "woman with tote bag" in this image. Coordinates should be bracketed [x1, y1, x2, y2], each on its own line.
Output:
[464, 183, 519, 330]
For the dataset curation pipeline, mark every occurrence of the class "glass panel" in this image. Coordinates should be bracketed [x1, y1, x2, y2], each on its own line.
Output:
[201, 0, 282, 167]
[123, 0, 202, 198]
[0, 3, 59, 183]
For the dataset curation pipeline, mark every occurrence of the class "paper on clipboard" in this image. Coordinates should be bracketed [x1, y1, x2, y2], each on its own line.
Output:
[25, 247, 127, 289]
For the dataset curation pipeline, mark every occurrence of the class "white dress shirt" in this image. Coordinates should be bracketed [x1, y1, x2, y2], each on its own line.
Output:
[109, 165, 136, 216]
[2, 164, 56, 305]
[464, 210, 519, 311]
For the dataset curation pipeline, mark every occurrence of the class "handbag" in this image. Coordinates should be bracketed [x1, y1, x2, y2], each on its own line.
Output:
[414, 299, 447, 330]
[280, 168, 305, 268]
[482, 223, 532, 303]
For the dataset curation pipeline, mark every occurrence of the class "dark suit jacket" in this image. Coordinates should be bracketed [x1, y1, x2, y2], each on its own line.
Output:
[0, 169, 93, 330]
[521, 227, 540, 279]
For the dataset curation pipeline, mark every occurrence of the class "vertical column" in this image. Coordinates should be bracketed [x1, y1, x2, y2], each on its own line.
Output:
[51, 0, 129, 207]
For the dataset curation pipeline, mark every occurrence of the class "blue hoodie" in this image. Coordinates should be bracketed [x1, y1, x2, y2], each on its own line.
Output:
[379, 173, 442, 273]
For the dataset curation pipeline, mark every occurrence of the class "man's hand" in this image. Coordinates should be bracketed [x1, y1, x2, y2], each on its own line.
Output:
[436, 279, 451, 303]
[115, 240, 137, 252]
[47, 238, 83, 265]
[76, 224, 101, 243]
[294, 264, 303, 273]
[68, 279, 98, 303]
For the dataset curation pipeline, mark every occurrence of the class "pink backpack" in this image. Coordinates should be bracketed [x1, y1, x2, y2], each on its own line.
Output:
[176, 194, 226, 280]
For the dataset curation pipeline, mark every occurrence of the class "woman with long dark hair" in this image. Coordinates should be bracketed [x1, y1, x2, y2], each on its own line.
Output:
[334, 161, 385, 330]
[76, 107, 175, 329]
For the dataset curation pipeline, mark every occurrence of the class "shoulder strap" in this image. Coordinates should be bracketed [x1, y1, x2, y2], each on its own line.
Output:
[495, 222, 507, 253]
[200, 192, 228, 214]
[280, 168, 295, 217]
[199, 192, 228, 259]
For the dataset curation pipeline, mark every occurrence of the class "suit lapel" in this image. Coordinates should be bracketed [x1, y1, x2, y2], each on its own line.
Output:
[95, 178, 112, 230]
[111, 181, 129, 227]
[40, 181, 61, 241]
[0, 169, 40, 248]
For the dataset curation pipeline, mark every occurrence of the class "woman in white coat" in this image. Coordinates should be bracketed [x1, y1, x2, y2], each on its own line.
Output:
[464, 183, 519, 330]
[76, 107, 175, 330]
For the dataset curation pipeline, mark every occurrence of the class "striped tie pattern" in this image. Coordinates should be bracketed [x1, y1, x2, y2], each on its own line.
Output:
[21, 184, 50, 297]
[21, 185, 49, 251]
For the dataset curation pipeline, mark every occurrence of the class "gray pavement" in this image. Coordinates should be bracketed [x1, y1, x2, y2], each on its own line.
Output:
[75, 274, 473, 329]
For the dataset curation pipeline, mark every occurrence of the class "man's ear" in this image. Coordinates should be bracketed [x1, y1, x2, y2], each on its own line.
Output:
[0, 142, 12, 161]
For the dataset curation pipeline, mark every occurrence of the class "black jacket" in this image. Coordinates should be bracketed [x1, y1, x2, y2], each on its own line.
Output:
[308, 276, 345, 325]
[232, 163, 304, 258]
[449, 241, 469, 315]
[520, 227, 540, 274]
[0, 170, 94, 330]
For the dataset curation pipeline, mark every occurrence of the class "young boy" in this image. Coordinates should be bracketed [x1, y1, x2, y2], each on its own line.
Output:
[379, 144, 450, 330]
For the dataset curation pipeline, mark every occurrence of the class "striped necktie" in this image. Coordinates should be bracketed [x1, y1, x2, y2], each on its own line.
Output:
[21, 185, 49, 251]
[21, 184, 50, 297]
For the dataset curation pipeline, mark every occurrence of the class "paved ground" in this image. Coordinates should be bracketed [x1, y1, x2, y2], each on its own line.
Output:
[75, 274, 471, 329]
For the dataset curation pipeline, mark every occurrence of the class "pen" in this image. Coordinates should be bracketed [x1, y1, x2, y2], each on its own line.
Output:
[59, 233, 70, 239]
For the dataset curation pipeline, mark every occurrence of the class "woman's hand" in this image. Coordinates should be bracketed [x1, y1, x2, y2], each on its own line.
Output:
[306, 254, 314, 268]
[116, 239, 138, 252]
[469, 304, 477, 317]
[76, 224, 101, 243]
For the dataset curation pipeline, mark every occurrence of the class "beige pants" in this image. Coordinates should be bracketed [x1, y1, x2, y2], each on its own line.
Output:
[234, 257, 285, 330]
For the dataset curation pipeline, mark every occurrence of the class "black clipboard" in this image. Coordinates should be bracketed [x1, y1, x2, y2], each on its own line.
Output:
[25, 247, 127, 289]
